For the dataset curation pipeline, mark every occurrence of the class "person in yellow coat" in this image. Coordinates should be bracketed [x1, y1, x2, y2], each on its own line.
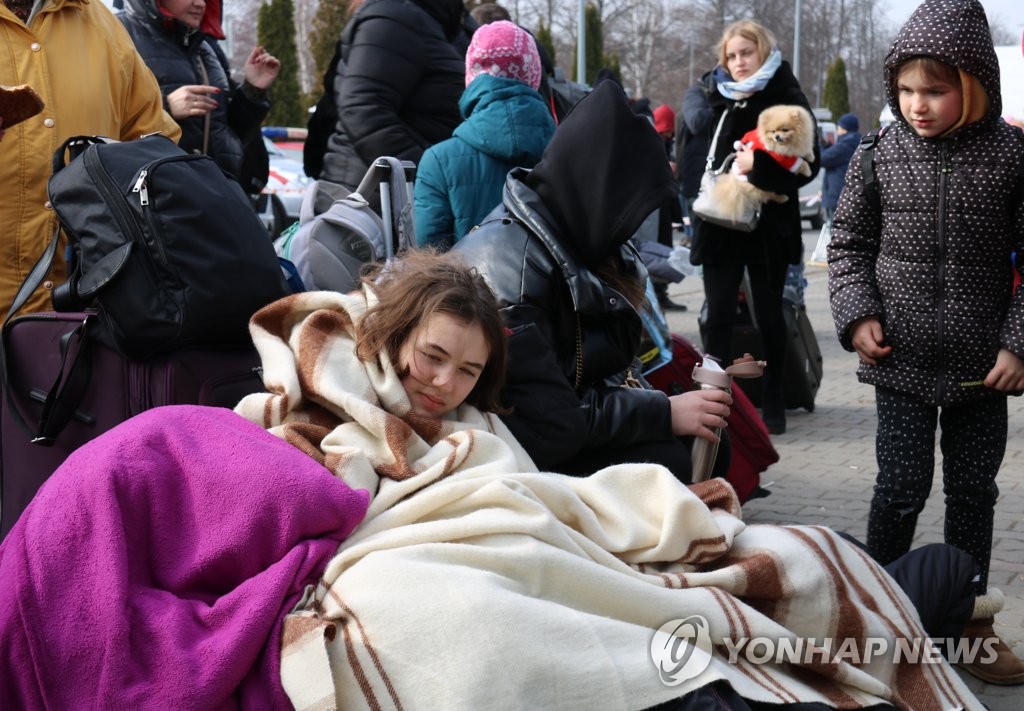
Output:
[0, 0, 180, 317]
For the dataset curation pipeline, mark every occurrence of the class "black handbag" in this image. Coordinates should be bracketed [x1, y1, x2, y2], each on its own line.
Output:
[39, 134, 287, 360]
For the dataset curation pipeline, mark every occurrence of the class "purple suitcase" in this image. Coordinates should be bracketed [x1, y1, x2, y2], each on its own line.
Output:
[1, 311, 264, 539]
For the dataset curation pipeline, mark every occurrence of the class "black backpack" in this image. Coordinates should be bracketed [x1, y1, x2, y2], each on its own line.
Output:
[25, 134, 288, 361]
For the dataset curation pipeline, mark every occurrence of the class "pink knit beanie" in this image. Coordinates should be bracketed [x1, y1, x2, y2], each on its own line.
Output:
[465, 20, 542, 90]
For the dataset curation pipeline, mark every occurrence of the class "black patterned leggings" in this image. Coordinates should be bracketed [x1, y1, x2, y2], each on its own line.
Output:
[867, 387, 1006, 593]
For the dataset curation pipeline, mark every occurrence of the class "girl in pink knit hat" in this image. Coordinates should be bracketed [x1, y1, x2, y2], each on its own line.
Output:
[414, 21, 555, 249]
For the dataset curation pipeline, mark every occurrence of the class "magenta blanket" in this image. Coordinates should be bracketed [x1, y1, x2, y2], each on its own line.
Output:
[0, 405, 369, 710]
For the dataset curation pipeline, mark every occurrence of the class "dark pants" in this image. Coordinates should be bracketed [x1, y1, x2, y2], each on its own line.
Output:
[868, 387, 1006, 592]
[700, 258, 788, 413]
[884, 543, 977, 640]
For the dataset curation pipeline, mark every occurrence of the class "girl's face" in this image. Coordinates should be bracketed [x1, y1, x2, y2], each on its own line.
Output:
[398, 312, 490, 418]
[897, 64, 963, 138]
[160, 0, 206, 28]
[724, 36, 761, 81]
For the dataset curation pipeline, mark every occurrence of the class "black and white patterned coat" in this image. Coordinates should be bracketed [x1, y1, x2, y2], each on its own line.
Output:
[828, 0, 1024, 406]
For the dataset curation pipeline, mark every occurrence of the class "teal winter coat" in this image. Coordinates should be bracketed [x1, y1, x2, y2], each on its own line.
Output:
[414, 74, 556, 248]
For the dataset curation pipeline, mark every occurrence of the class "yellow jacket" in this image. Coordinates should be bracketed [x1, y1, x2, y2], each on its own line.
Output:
[1, 0, 180, 316]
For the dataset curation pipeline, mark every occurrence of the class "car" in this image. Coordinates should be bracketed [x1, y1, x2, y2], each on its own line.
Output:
[257, 127, 312, 237]
[798, 171, 826, 230]
[797, 119, 836, 230]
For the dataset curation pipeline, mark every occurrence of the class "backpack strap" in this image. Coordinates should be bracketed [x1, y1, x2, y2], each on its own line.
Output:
[859, 125, 889, 209]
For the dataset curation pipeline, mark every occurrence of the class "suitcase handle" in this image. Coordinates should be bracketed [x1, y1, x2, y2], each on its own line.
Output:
[1, 313, 95, 446]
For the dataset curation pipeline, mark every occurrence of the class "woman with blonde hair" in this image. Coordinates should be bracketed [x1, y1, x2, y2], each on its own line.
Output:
[689, 19, 819, 435]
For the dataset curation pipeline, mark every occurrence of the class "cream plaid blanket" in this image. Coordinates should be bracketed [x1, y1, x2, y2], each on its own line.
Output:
[236, 289, 981, 711]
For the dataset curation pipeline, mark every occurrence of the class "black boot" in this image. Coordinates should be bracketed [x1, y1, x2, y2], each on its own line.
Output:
[654, 282, 687, 312]
[761, 382, 786, 435]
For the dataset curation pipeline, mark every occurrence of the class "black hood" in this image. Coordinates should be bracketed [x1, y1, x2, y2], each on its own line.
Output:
[524, 80, 676, 269]
[884, 0, 1000, 122]
[415, 0, 466, 42]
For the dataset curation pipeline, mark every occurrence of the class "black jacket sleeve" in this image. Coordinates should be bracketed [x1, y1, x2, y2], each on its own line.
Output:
[335, 14, 431, 166]
[498, 307, 673, 471]
[827, 142, 884, 351]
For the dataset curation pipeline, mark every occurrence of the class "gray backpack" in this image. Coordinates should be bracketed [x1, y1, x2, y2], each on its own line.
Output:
[275, 157, 416, 293]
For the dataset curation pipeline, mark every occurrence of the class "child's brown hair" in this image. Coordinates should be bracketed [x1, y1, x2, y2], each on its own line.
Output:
[890, 56, 960, 99]
[356, 249, 509, 414]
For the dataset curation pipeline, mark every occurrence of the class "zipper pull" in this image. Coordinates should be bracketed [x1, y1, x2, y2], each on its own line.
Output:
[132, 170, 149, 206]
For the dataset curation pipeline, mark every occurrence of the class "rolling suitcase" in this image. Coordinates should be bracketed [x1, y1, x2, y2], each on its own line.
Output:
[699, 291, 822, 412]
[1, 311, 265, 539]
[780, 300, 823, 411]
[644, 333, 779, 503]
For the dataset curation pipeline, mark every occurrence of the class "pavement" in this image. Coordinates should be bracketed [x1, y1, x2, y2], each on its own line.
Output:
[658, 229, 1024, 710]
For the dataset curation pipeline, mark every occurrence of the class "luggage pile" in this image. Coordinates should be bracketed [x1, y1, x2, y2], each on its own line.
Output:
[1, 142, 422, 539]
[0, 134, 290, 538]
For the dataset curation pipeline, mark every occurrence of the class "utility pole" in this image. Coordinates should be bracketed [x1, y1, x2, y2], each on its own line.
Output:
[793, 0, 802, 78]
[577, 0, 586, 84]
[688, 30, 694, 87]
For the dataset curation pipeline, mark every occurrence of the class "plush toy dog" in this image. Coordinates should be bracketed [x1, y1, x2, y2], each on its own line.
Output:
[709, 104, 816, 220]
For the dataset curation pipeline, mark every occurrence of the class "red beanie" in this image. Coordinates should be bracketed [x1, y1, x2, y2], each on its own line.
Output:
[653, 104, 675, 134]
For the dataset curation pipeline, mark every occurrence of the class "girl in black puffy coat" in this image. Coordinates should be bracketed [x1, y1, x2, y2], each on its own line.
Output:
[828, 0, 1024, 685]
[118, 0, 278, 185]
[454, 81, 733, 484]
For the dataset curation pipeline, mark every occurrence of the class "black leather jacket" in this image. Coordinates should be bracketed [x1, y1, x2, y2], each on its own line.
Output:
[456, 174, 673, 469]
[119, 0, 269, 182]
[454, 82, 677, 471]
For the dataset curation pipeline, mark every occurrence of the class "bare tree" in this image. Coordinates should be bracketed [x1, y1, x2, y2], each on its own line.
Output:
[293, 0, 319, 94]
[223, 1, 259, 83]
[225, 0, 320, 96]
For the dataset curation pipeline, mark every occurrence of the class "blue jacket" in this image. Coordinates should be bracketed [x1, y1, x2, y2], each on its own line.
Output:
[820, 130, 861, 212]
[414, 74, 556, 248]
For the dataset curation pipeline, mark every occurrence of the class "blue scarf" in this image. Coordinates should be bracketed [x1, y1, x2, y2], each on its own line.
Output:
[714, 49, 782, 100]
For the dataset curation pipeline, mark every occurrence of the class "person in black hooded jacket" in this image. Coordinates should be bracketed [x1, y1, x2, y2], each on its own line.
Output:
[118, 0, 278, 184]
[689, 20, 819, 436]
[317, 0, 466, 202]
[454, 81, 733, 483]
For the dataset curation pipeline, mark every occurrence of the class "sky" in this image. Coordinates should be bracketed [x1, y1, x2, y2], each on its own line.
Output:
[885, 0, 1023, 35]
